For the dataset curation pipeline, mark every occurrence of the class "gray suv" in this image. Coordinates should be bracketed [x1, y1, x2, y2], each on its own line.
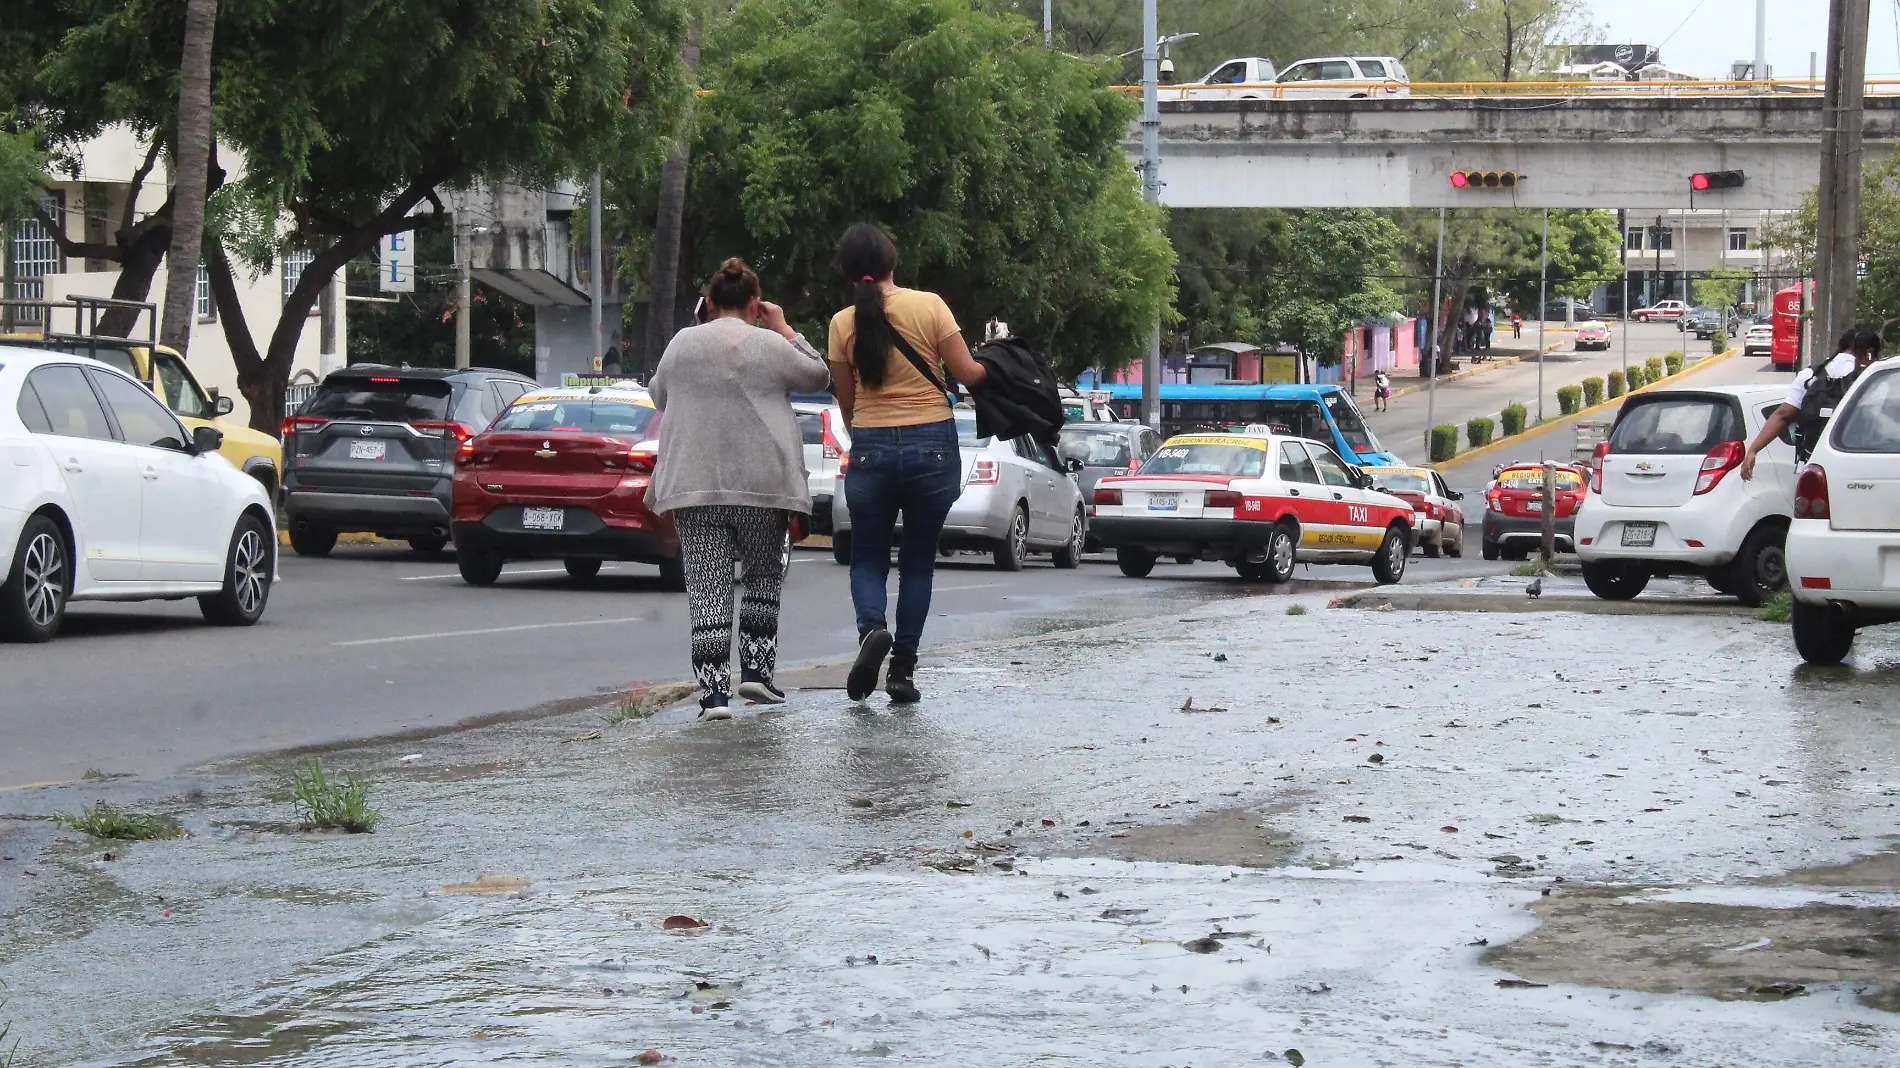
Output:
[281, 366, 538, 555]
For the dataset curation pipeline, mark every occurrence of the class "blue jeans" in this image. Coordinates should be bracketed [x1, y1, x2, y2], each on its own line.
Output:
[844, 419, 961, 660]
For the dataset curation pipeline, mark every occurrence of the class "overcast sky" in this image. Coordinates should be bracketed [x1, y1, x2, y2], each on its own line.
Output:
[1582, 0, 1897, 79]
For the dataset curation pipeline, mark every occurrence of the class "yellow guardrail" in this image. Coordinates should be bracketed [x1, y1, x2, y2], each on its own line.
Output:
[1109, 79, 1894, 99]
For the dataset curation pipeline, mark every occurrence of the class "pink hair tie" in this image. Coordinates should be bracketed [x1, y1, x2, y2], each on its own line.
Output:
[861, 275, 875, 283]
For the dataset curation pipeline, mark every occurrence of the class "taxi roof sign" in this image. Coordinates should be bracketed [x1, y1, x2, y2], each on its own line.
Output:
[1242, 424, 1277, 436]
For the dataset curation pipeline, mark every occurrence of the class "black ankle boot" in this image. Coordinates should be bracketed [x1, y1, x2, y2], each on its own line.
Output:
[886, 656, 920, 704]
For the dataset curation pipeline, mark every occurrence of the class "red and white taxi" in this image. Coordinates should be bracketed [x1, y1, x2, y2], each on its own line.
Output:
[1089, 427, 1415, 584]
[1367, 465, 1466, 558]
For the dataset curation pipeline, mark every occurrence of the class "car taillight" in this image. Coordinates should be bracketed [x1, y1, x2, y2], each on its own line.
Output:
[1795, 464, 1830, 520]
[415, 420, 475, 443]
[1092, 487, 1122, 507]
[455, 441, 476, 465]
[1486, 489, 1502, 511]
[625, 449, 656, 473]
[1588, 441, 1609, 493]
[282, 415, 328, 436]
[821, 410, 845, 461]
[970, 458, 1000, 485]
[1692, 441, 1746, 495]
[1205, 489, 1243, 509]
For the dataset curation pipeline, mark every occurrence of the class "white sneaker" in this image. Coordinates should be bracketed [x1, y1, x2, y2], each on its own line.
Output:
[698, 696, 732, 721]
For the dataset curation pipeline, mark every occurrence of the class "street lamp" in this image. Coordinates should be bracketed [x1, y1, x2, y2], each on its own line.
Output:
[1130, 16, 1198, 429]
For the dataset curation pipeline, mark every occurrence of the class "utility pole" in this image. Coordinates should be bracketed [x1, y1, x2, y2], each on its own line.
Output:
[1425, 207, 1445, 455]
[1815, 0, 1871, 365]
[1619, 208, 1630, 384]
[1754, 0, 1768, 81]
[1653, 214, 1664, 306]
[1536, 208, 1548, 422]
[1044, 0, 1052, 45]
[590, 168, 604, 373]
[454, 210, 471, 369]
[1140, 0, 1161, 430]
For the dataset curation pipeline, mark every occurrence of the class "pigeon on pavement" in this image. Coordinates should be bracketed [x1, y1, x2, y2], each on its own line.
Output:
[1526, 577, 1543, 599]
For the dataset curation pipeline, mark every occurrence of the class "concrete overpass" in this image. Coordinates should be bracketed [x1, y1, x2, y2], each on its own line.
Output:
[1134, 95, 1900, 210]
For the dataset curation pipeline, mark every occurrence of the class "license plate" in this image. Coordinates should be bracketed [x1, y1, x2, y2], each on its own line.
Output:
[1621, 522, 1657, 548]
[349, 440, 386, 461]
[1524, 499, 1542, 513]
[1147, 492, 1180, 512]
[522, 507, 566, 531]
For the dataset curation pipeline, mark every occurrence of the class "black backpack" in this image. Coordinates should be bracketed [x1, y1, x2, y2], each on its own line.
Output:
[969, 336, 1068, 446]
[1794, 362, 1863, 460]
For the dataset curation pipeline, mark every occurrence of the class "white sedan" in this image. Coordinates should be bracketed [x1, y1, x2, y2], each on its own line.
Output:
[1785, 360, 1900, 663]
[1, 349, 277, 642]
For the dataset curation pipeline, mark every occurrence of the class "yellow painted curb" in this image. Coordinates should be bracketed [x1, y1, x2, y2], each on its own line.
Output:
[1426, 347, 1742, 471]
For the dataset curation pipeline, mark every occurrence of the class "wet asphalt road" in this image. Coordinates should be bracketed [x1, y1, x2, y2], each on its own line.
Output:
[0, 543, 1496, 789]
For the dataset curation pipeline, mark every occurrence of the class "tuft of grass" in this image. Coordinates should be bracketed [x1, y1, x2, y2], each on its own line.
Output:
[1758, 590, 1794, 623]
[603, 699, 653, 727]
[56, 803, 177, 841]
[1511, 559, 1551, 577]
[286, 759, 380, 833]
[1286, 604, 1308, 616]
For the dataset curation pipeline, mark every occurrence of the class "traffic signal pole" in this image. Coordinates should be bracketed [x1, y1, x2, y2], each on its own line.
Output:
[1815, 0, 1870, 364]
[1536, 209, 1548, 422]
[1425, 207, 1445, 456]
[1140, 0, 1161, 429]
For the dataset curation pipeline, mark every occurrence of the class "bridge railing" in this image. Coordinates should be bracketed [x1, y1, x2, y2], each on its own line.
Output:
[1113, 79, 1900, 100]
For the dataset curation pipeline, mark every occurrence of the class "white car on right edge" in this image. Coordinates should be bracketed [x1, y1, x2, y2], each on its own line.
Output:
[1575, 384, 1797, 605]
[1786, 360, 1900, 663]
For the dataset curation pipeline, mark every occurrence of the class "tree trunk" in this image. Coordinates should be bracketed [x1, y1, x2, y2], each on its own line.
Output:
[158, 0, 218, 355]
[642, 19, 702, 374]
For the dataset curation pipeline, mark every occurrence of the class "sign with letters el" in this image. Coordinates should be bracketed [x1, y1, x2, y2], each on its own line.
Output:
[379, 231, 415, 292]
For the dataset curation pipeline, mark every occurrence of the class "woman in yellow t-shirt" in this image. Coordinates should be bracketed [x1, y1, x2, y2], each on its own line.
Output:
[828, 224, 989, 705]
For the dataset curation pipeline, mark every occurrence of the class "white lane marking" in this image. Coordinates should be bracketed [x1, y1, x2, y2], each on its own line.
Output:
[333, 616, 644, 647]
[401, 567, 572, 581]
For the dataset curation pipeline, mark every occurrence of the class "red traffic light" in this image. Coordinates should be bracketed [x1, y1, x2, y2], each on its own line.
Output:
[1451, 172, 1469, 188]
[1450, 170, 1522, 189]
[1690, 170, 1745, 191]
[1691, 173, 1710, 191]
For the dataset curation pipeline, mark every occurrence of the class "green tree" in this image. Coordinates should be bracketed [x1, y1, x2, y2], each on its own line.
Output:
[1764, 149, 1900, 337]
[1172, 208, 1404, 365]
[687, 0, 1172, 376]
[0, 124, 46, 225]
[1692, 268, 1753, 311]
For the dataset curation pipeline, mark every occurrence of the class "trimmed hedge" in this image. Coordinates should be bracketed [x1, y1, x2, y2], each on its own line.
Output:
[1607, 370, 1626, 398]
[1466, 416, 1495, 448]
[1430, 424, 1460, 462]
[1625, 365, 1646, 389]
[1557, 385, 1583, 415]
[1500, 402, 1528, 437]
[1646, 355, 1665, 379]
[1582, 376, 1605, 406]
[1665, 352, 1685, 376]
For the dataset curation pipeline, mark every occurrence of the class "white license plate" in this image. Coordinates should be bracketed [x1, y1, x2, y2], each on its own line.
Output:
[349, 440, 386, 461]
[522, 507, 566, 531]
[1523, 498, 1542, 513]
[1147, 492, 1180, 512]
[1621, 522, 1657, 548]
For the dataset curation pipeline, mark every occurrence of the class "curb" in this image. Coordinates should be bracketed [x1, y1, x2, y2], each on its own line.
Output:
[1331, 590, 1751, 616]
[1426, 347, 1741, 472]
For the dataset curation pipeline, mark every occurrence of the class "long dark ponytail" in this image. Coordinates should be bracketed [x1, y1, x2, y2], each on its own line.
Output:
[835, 223, 900, 387]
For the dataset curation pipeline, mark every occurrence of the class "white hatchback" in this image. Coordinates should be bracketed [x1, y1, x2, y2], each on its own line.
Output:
[0, 349, 277, 642]
[1575, 385, 1796, 605]
[1786, 361, 1900, 663]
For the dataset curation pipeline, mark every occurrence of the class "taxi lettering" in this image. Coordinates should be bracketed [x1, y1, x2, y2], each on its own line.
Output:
[1346, 504, 1369, 524]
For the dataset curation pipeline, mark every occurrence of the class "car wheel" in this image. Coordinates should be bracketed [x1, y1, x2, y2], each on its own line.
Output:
[1704, 569, 1736, 595]
[0, 515, 68, 642]
[1481, 538, 1499, 561]
[1371, 525, 1409, 584]
[408, 536, 448, 555]
[1791, 600, 1856, 665]
[832, 531, 852, 566]
[1117, 547, 1157, 578]
[658, 554, 688, 592]
[1422, 535, 1441, 559]
[457, 547, 504, 586]
[1051, 511, 1084, 570]
[200, 513, 274, 626]
[1581, 559, 1649, 600]
[564, 558, 602, 582]
[289, 525, 336, 557]
[1445, 532, 1463, 558]
[1264, 522, 1299, 583]
[1235, 558, 1270, 582]
[993, 506, 1028, 571]
[1727, 523, 1788, 607]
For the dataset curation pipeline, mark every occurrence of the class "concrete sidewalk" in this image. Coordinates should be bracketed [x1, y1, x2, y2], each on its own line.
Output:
[6, 586, 1900, 1065]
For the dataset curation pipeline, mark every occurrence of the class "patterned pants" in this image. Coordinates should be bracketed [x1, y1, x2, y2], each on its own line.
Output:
[672, 505, 790, 699]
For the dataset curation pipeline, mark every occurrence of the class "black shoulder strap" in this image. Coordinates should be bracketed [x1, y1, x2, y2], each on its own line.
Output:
[888, 328, 953, 402]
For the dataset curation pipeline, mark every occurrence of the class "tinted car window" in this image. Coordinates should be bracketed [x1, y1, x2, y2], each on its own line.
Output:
[1609, 397, 1741, 454]
[16, 381, 53, 434]
[1369, 470, 1431, 495]
[153, 354, 213, 419]
[1145, 441, 1265, 477]
[83, 347, 140, 379]
[1323, 393, 1379, 454]
[92, 370, 188, 449]
[1317, 61, 1355, 79]
[796, 411, 825, 445]
[493, 398, 658, 436]
[1357, 59, 1389, 78]
[1278, 442, 1319, 483]
[26, 365, 115, 440]
[303, 376, 453, 423]
[1832, 369, 1900, 452]
[1058, 427, 1135, 467]
[1211, 62, 1247, 83]
[1304, 444, 1355, 487]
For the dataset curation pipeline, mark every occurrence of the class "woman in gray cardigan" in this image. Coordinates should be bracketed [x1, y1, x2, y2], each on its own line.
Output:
[649, 258, 832, 719]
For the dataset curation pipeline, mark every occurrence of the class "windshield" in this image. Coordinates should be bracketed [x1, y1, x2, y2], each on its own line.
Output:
[1140, 438, 1267, 477]
[1497, 467, 1583, 490]
[1369, 470, 1432, 494]
[1610, 397, 1740, 454]
[1322, 392, 1381, 454]
[494, 398, 658, 436]
[303, 377, 452, 423]
[1058, 426, 1136, 467]
[1832, 368, 1900, 452]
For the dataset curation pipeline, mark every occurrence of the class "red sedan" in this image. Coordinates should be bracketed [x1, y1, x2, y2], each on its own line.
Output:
[450, 388, 683, 588]
[1481, 463, 1587, 561]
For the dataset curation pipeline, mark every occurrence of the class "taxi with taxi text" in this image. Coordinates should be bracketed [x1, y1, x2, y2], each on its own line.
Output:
[1088, 427, 1415, 584]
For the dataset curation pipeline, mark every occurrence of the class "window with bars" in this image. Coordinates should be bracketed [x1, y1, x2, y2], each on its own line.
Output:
[1728, 227, 1750, 252]
[9, 193, 66, 324]
[196, 260, 216, 321]
[281, 248, 313, 305]
[1625, 227, 1644, 251]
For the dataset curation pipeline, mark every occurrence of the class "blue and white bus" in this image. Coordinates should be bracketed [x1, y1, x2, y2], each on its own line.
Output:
[1100, 383, 1401, 466]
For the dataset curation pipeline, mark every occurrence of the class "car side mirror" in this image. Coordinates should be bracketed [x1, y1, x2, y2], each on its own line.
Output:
[1449, 490, 1464, 500]
[213, 393, 236, 417]
[1064, 457, 1085, 473]
[190, 425, 224, 455]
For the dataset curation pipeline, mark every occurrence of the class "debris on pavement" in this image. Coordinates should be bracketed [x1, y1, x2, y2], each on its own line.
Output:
[439, 873, 532, 896]
[661, 915, 709, 930]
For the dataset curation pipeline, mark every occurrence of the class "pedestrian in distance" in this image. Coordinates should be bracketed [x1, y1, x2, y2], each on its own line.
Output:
[1511, 312, 1523, 339]
[647, 258, 833, 720]
[1373, 368, 1392, 412]
[1742, 327, 1885, 480]
[829, 223, 990, 705]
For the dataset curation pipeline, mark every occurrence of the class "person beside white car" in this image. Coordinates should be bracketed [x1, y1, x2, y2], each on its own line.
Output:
[1, 350, 277, 642]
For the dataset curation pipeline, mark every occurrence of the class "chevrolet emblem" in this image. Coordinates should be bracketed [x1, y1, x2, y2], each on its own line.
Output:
[1634, 461, 1654, 471]
[535, 439, 557, 458]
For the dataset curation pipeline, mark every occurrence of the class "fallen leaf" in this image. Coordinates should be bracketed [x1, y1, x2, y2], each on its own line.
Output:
[1182, 936, 1222, 953]
[946, 801, 971, 808]
[1284, 1051, 1306, 1067]
[1751, 982, 1805, 997]
[1496, 978, 1547, 988]
[1041, 818, 1057, 827]
[1526, 813, 1578, 825]
[1367, 753, 1385, 764]
[1344, 815, 1372, 823]
[638, 1051, 663, 1065]
[662, 915, 708, 930]
[1441, 825, 1459, 833]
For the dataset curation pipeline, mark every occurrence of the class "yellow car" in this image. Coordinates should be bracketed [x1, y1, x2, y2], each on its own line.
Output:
[7, 333, 283, 499]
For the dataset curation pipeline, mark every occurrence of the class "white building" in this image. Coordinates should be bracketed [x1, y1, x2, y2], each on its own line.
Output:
[4, 127, 341, 424]
[1603, 207, 1799, 313]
